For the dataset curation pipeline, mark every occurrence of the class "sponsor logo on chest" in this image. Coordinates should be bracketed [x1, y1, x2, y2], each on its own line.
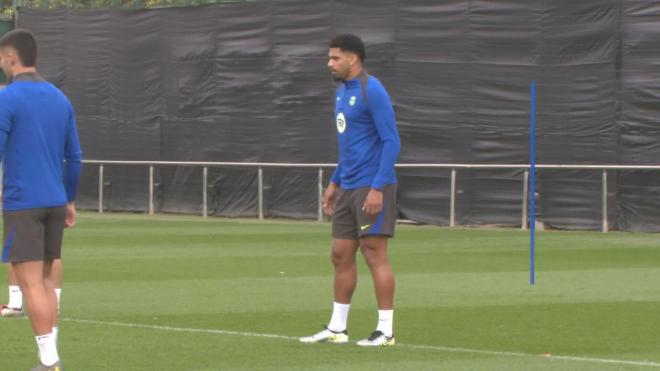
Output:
[336, 112, 347, 134]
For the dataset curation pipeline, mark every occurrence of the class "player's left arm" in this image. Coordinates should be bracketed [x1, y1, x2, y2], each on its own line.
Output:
[64, 104, 82, 227]
[363, 80, 401, 215]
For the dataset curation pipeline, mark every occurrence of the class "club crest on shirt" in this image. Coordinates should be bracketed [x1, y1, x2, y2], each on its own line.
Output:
[336, 112, 347, 134]
[349, 96, 356, 106]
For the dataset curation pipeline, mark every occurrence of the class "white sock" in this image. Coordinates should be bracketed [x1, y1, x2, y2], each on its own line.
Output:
[8, 285, 22, 309]
[376, 309, 394, 337]
[55, 288, 61, 311]
[327, 302, 350, 333]
[53, 326, 59, 344]
[36, 332, 59, 366]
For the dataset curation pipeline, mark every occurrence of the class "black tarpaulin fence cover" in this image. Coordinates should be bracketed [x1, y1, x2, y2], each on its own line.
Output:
[18, 0, 660, 231]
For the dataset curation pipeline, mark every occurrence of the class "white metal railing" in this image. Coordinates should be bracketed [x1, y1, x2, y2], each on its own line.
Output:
[83, 160, 660, 233]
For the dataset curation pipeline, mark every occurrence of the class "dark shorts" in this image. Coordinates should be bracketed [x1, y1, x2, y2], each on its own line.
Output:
[332, 185, 398, 240]
[2, 206, 66, 263]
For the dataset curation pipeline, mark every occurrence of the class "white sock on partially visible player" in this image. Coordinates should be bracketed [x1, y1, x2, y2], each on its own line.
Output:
[53, 326, 59, 344]
[36, 332, 59, 366]
[55, 288, 61, 311]
[327, 302, 350, 332]
[376, 309, 393, 337]
[8, 285, 22, 309]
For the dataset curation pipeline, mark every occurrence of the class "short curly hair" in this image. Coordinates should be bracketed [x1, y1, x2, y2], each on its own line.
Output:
[329, 34, 365, 63]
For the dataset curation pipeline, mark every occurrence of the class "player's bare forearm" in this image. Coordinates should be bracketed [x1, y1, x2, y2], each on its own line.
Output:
[323, 182, 340, 216]
[65, 202, 77, 228]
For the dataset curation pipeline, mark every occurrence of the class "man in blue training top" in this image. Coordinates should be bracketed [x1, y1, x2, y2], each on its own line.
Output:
[0, 29, 82, 371]
[300, 34, 401, 347]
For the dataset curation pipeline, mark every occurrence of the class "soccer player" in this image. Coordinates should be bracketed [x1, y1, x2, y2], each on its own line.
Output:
[1, 261, 63, 317]
[300, 34, 400, 347]
[0, 29, 82, 371]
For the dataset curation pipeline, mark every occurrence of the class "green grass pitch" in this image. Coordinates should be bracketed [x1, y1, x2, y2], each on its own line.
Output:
[0, 212, 658, 370]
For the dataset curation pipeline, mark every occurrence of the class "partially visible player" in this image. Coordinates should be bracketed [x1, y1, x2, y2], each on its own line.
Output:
[0, 29, 82, 371]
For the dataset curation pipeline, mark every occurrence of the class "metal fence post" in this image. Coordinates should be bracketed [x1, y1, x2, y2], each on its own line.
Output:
[148, 165, 154, 215]
[317, 167, 324, 222]
[522, 169, 529, 230]
[203, 166, 208, 218]
[98, 164, 104, 213]
[258, 167, 264, 220]
[602, 169, 608, 233]
[450, 168, 456, 227]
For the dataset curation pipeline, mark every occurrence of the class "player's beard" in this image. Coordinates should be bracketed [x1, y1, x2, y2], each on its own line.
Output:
[331, 70, 347, 82]
[330, 65, 350, 82]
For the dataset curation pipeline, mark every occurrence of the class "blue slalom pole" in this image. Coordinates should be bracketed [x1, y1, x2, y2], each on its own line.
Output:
[529, 81, 536, 286]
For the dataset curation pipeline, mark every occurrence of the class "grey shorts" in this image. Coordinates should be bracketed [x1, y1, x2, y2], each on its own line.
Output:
[2, 206, 66, 263]
[332, 184, 397, 240]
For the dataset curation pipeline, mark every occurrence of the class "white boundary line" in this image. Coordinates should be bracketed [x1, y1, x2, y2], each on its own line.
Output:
[398, 343, 660, 368]
[63, 318, 660, 368]
[64, 318, 298, 341]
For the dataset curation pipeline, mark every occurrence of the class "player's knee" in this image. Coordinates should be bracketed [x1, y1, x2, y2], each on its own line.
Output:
[15, 280, 39, 293]
[43, 277, 56, 290]
[361, 244, 389, 267]
[359, 239, 380, 254]
[330, 251, 340, 266]
[359, 245, 376, 265]
[13, 272, 38, 288]
[331, 249, 350, 267]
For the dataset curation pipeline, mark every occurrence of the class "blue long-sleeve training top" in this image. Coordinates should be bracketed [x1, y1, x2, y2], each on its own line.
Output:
[331, 75, 400, 190]
[0, 73, 82, 211]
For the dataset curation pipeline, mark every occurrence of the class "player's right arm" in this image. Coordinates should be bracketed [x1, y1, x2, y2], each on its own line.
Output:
[63, 103, 82, 227]
[323, 166, 341, 215]
[325, 86, 344, 216]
